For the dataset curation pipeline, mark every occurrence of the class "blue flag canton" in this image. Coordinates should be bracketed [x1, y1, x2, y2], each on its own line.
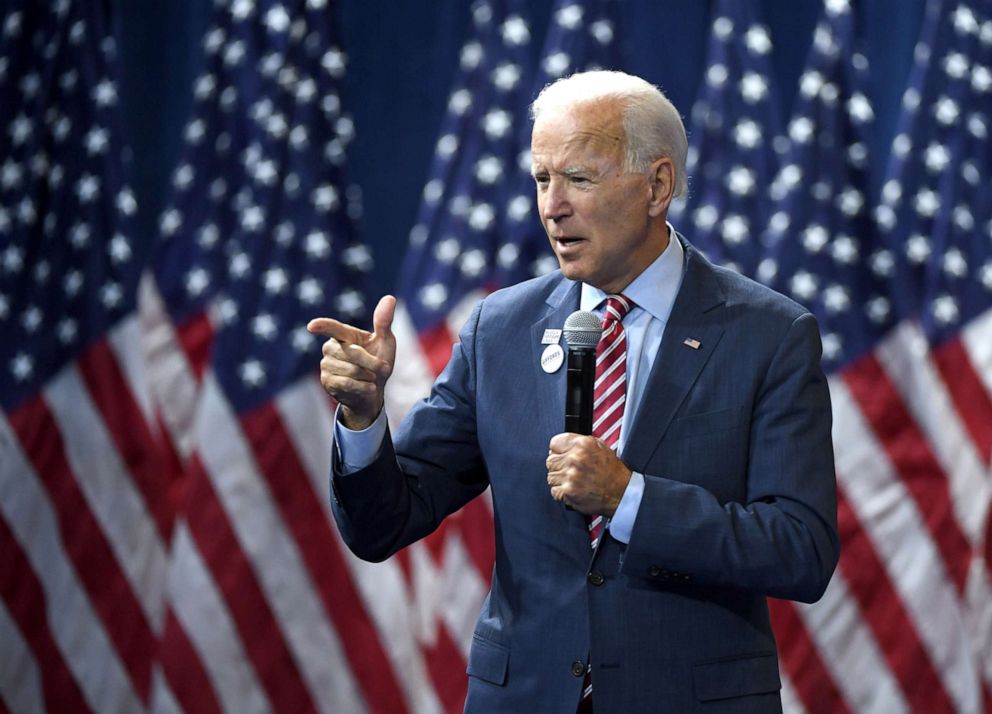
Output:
[0, 1, 140, 412]
[401, 0, 534, 334]
[669, 0, 784, 279]
[761, 0, 895, 371]
[492, 0, 622, 290]
[875, 0, 992, 341]
[151, 0, 371, 413]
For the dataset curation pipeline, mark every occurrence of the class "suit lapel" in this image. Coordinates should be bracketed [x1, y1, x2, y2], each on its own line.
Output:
[622, 239, 727, 472]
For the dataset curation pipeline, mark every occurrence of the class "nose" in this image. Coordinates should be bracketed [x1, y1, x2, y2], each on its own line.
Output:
[541, 179, 571, 222]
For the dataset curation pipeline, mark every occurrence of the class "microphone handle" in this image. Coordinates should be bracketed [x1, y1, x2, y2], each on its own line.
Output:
[564, 346, 595, 435]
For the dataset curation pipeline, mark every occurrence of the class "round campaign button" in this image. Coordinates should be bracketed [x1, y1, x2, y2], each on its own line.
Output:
[541, 344, 564, 374]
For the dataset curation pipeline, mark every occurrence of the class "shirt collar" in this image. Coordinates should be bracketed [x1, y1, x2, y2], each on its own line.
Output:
[579, 223, 685, 325]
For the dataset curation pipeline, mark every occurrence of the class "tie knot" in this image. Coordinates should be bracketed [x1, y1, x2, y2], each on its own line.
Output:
[601, 294, 633, 328]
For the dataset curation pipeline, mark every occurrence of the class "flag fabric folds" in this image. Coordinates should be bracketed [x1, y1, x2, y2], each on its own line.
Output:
[0, 2, 168, 712]
[667, 0, 784, 278]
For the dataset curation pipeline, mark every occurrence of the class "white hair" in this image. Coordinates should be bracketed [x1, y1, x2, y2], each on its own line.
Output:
[530, 70, 688, 197]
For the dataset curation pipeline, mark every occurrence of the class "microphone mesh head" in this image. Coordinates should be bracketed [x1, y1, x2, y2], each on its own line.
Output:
[563, 310, 602, 348]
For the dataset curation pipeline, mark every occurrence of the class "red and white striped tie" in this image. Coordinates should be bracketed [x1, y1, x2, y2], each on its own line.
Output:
[586, 293, 633, 549]
[579, 294, 632, 713]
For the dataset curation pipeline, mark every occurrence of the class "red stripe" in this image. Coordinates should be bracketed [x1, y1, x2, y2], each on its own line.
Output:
[77, 338, 175, 541]
[835, 487, 957, 713]
[0, 517, 92, 714]
[423, 622, 469, 714]
[182, 453, 318, 713]
[419, 322, 456, 377]
[157, 607, 223, 714]
[843, 352, 973, 594]
[932, 336, 992, 464]
[8, 395, 155, 702]
[768, 598, 851, 714]
[241, 404, 410, 714]
[175, 312, 215, 380]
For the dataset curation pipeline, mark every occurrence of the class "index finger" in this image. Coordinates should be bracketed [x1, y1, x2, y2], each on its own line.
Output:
[307, 317, 369, 345]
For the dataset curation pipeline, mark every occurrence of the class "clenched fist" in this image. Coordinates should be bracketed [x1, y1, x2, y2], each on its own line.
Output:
[545, 433, 632, 516]
[307, 295, 397, 430]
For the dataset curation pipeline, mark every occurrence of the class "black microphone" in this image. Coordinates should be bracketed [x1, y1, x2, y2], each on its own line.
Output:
[563, 310, 602, 435]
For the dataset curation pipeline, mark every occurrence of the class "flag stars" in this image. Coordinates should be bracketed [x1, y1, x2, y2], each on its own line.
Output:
[831, 236, 859, 264]
[305, 231, 331, 259]
[942, 248, 968, 278]
[312, 184, 339, 212]
[9, 115, 32, 145]
[837, 188, 864, 216]
[475, 155, 503, 184]
[185, 268, 210, 297]
[733, 120, 762, 149]
[239, 359, 266, 387]
[943, 52, 969, 79]
[76, 175, 100, 204]
[789, 116, 814, 144]
[322, 48, 346, 78]
[556, 4, 584, 30]
[297, 278, 323, 305]
[468, 203, 495, 231]
[229, 252, 251, 278]
[934, 96, 959, 125]
[869, 249, 895, 277]
[924, 143, 950, 173]
[241, 205, 265, 232]
[459, 249, 487, 277]
[973, 66, 992, 92]
[821, 334, 842, 362]
[931, 295, 959, 325]
[21, 305, 42, 332]
[914, 188, 940, 217]
[706, 64, 728, 89]
[790, 271, 818, 300]
[335, 289, 365, 318]
[590, 19, 613, 44]
[57, 318, 78, 345]
[1, 160, 22, 189]
[224, 40, 247, 67]
[101, 282, 123, 309]
[460, 41, 483, 70]
[745, 25, 772, 55]
[501, 16, 530, 46]
[543, 52, 572, 77]
[847, 93, 873, 122]
[92, 79, 117, 107]
[436, 134, 458, 158]
[252, 314, 278, 340]
[803, 225, 830, 253]
[497, 243, 519, 268]
[342, 244, 373, 272]
[64, 270, 83, 297]
[292, 327, 315, 352]
[905, 234, 931, 264]
[109, 234, 131, 264]
[263, 267, 289, 294]
[867, 296, 891, 324]
[264, 5, 290, 33]
[490, 63, 520, 91]
[720, 215, 749, 244]
[507, 195, 531, 221]
[740, 72, 769, 103]
[953, 205, 974, 231]
[952, 5, 979, 35]
[483, 109, 512, 139]
[10, 353, 32, 382]
[725, 166, 755, 195]
[420, 283, 448, 311]
[980, 262, 992, 290]
[435, 237, 460, 264]
[823, 285, 850, 313]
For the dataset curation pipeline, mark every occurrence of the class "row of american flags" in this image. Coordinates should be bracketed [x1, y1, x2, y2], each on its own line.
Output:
[0, 0, 988, 713]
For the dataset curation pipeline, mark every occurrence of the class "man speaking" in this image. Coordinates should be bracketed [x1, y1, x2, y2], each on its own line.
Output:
[308, 71, 839, 713]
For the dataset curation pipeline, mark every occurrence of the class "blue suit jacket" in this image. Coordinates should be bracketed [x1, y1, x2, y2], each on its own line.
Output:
[331, 236, 839, 713]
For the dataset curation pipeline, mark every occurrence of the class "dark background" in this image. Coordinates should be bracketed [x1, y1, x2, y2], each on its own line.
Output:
[113, 0, 925, 298]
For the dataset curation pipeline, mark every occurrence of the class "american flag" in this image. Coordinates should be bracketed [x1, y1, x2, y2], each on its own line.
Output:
[754, 0, 992, 712]
[667, 0, 784, 278]
[0, 2, 169, 712]
[138, 0, 411, 712]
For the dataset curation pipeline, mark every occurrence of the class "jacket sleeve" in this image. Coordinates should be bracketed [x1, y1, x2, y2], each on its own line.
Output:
[330, 301, 490, 563]
[619, 312, 840, 603]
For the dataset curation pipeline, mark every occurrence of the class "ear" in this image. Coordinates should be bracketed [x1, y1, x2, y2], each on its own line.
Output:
[646, 157, 675, 218]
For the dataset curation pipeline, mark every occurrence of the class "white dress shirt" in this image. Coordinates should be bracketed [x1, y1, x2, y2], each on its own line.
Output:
[335, 229, 685, 544]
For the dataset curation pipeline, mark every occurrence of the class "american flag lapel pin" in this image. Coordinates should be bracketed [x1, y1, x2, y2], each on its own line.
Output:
[683, 338, 701, 350]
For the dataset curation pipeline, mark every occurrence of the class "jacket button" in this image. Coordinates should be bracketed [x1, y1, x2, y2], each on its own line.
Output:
[588, 570, 604, 586]
[648, 565, 661, 578]
[571, 660, 586, 677]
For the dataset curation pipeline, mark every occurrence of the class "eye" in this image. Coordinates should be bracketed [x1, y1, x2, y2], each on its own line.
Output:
[533, 174, 549, 189]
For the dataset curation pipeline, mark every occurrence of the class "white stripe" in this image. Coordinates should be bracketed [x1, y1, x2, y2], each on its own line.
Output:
[197, 375, 367, 714]
[0, 414, 144, 714]
[876, 322, 991, 545]
[385, 303, 440, 426]
[831, 377, 981, 713]
[165, 523, 272, 714]
[778, 673, 808, 714]
[797, 569, 908, 713]
[965, 557, 992, 687]
[149, 666, 183, 714]
[0, 599, 46, 714]
[438, 534, 490, 658]
[110, 314, 158, 429]
[44, 366, 168, 631]
[278, 379, 448, 714]
[139, 274, 205, 459]
[961, 307, 992, 396]
[597, 418, 623, 446]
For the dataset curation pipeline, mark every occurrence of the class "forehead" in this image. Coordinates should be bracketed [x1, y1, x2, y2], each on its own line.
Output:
[530, 100, 624, 167]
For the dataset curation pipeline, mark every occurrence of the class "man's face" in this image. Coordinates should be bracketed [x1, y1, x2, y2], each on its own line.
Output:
[530, 100, 670, 294]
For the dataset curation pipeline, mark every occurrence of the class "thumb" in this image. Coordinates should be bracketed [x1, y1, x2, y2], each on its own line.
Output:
[372, 295, 397, 339]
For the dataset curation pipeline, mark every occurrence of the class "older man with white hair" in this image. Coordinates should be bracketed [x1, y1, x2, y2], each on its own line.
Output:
[309, 70, 838, 714]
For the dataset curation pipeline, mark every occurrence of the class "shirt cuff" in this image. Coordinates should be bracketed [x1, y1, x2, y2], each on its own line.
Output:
[607, 471, 644, 544]
[334, 407, 387, 474]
